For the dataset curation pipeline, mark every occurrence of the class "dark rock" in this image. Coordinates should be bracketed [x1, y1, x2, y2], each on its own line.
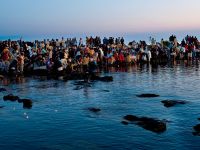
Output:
[161, 100, 187, 108]
[193, 124, 200, 136]
[0, 106, 4, 108]
[121, 121, 129, 125]
[193, 132, 200, 136]
[136, 94, 160, 98]
[20, 99, 33, 109]
[124, 115, 139, 121]
[193, 124, 200, 132]
[136, 117, 166, 133]
[198, 118, 200, 121]
[0, 88, 6, 92]
[123, 115, 166, 133]
[3, 94, 19, 101]
[88, 107, 101, 113]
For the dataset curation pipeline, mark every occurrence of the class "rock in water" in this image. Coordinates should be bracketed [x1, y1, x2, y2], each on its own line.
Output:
[102, 90, 110, 92]
[123, 115, 139, 121]
[136, 94, 160, 98]
[193, 124, 200, 132]
[3, 94, 19, 101]
[136, 117, 166, 133]
[193, 124, 200, 136]
[123, 115, 166, 133]
[19, 99, 33, 109]
[161, 100, 187, 108]
[0, 88, 6, 92]
[88, 107, 101, 113]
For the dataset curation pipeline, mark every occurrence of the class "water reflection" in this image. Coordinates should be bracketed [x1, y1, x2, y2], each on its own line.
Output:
[15, 76, 26, 84]
[0, 61, 199, 87]
[83, 86, 89, 98]
[0, 76, 26, 86]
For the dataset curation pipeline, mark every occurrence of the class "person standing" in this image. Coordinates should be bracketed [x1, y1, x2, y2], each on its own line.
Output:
[17, 52, 25, 73]
[120, 37, 124, 46]
[79, 38, 83, 46]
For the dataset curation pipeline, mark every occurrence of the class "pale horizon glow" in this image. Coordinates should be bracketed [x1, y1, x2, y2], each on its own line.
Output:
[0, 0, 200, 39]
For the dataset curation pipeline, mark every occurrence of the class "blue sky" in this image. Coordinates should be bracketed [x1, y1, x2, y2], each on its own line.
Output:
[0, 0, 200, 40]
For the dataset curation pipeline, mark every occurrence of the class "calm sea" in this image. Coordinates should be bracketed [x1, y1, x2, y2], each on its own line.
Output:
[0, 63, 200, 150]
[2, 32, 199, 44]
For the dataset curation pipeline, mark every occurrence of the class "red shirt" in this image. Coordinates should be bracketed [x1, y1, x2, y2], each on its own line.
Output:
[118, 53, 125, 62]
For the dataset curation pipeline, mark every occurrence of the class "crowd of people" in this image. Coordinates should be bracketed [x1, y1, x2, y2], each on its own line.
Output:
[0, 35, 199, 76]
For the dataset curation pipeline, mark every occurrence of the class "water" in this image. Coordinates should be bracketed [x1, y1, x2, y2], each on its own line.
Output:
[1, 32, 200, 44]
[0, 63, 200, 150]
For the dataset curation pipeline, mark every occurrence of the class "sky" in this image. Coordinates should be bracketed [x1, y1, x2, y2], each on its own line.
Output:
[0, 0, 200, 40]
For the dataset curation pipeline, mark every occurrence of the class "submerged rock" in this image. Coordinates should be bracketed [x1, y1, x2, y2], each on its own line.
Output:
[136, 94, 160, 98]
[19, 99, 33, 109]
[3, 94, 33, 109]
[102, 90, 110, 92]
[123, 115, 167, 133]
[124, 115, 139, 121]
[0, 88, 6, 92]
[0, 106, 4, 108]
[193, 124, 200, 132]
[193, 124, 200, 136]
[88, 107, 101, 113]
[161, 100, 187, 108]
[3, 94, 19, 101]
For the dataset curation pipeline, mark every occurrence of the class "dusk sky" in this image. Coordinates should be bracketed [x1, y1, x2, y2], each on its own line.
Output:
[1, 0, 200, 40]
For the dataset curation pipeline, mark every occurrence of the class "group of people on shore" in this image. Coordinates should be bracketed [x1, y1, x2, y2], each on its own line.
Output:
[0, 35, 199, 75]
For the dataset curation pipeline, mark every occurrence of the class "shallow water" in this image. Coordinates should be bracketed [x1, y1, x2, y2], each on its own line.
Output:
[0, 62, 200, 150]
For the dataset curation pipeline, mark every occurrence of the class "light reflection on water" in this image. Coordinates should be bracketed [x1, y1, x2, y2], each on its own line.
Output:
[0, 63, 200, 150]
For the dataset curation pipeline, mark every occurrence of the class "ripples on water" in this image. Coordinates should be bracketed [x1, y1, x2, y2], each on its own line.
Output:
[0, 62, 200, 150]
